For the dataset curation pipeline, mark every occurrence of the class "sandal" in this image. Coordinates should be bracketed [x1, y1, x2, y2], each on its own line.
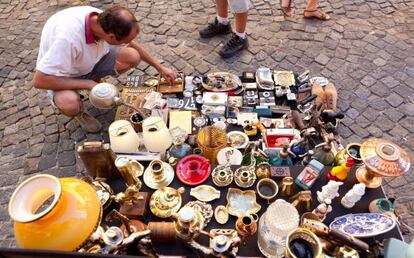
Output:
[280, 0, 292, 17]
[303, 9, 331, 20]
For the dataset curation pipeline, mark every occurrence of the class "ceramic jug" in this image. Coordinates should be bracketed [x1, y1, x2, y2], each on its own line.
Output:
[8, 174, 101, 251]
[236, 214, 258, 240]
[142, 116, 172, 153]
[109, 120, 140, 154]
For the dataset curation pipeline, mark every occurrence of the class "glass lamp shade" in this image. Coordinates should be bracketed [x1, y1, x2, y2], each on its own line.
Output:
[142, 116, 173, 153]
[109, 120, 140, 154]
[9, 174, 101, 251]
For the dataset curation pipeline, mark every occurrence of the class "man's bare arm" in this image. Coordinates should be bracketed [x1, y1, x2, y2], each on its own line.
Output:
[32, 70, 97, 91]
[128, 41, 162, 70]
[128, 41, 176, 84]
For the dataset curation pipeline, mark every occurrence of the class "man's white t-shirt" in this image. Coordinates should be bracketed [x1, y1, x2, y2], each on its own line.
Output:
[36, 6, 110, 77]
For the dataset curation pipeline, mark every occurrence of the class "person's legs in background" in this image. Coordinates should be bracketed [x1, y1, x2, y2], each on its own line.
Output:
[199, 0, 232, 39]
[303, 0, 330, 20]
[218, 6, 249, 58]
[199, 0, 250, 58]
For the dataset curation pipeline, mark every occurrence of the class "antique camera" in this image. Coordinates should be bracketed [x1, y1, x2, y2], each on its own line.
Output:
[259, 91, 276, 107]
[243, 89, 258, 106]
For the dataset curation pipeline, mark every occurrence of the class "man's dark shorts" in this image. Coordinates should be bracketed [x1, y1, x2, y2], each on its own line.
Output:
[47, 47, 119, 107]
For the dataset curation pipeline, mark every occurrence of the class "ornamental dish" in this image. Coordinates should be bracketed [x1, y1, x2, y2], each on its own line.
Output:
[329, 213, 396, 238]
[190, 185, 220, 202]
[203, 72, 242, 92]
[227, 131, 249, 149]
[226, 188, 261, 218]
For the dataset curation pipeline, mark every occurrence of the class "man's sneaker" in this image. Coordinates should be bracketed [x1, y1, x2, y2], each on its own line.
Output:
[74, 111, 102, 133]
[219, 33, 249, 58]
[199, 18, 232, 38]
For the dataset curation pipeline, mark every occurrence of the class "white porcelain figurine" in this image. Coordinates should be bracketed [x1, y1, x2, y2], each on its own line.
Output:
[317, 180, 343, 203]
[341, 183, 366, 209]
[312, 198, 332, 221]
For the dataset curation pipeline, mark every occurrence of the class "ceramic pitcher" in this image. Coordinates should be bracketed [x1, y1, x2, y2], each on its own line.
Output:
[142, 116, 172, 153]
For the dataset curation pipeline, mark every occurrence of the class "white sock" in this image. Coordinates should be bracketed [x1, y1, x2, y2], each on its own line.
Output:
[217, 15, 229, 25]
[234, 31, 246, 39]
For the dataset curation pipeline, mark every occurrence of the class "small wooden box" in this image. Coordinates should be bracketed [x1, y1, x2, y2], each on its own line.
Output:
[119, 192, 150, 220]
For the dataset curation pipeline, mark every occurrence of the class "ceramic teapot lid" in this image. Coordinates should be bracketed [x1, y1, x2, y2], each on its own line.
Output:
[360, 138, 411, 177]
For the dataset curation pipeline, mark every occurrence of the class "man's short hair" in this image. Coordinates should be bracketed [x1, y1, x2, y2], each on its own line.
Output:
[98, 6, 138, 41]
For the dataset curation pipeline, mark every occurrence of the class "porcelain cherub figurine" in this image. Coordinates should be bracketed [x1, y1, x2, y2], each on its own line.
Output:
[341, 183, 366, 209]
[312, 198, 332, 222]
[317, 180, 343, 203]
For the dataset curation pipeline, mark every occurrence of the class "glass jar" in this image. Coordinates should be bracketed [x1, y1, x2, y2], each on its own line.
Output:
[257, 199, 299, 257]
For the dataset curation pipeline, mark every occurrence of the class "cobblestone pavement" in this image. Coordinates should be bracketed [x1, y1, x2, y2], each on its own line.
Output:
[0, 0, 414, 247]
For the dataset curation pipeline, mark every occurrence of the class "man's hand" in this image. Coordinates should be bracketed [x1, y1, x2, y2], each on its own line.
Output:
[158, 66, 176, 85]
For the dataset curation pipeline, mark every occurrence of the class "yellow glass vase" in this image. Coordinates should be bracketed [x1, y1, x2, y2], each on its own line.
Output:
[9, 174, 101, 251]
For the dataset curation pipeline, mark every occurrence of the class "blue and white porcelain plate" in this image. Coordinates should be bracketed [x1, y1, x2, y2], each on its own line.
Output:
[329, 213, 396, 238]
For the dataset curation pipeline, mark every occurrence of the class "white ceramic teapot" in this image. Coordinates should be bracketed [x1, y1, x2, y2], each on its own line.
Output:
[89, 83, 122, 109]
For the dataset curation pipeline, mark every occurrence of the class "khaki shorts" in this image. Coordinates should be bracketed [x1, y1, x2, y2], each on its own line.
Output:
[228, 0, 252, 13]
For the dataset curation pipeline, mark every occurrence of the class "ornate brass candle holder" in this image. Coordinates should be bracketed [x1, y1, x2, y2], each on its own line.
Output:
[172, 206, 204, 241]
[356, 138, 411, 188]
[234, 154, 257, 188]
[143, 160, 175, 189]
[150, 187, 185, 218]
[212, 164, 234, 187]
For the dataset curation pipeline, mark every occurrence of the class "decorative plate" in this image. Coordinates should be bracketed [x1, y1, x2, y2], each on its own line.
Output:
[227, 131, 249, 149]
[329, 213, 396, 238]
[256, 67, 274, 90]
[217, 147, 243, 166]
[273, 71, 295, 87]
[214, 205, 229, 225]
[226, 188, 261, 218]
[190, 185, 220, 202]
[202, 72, 242, 92]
